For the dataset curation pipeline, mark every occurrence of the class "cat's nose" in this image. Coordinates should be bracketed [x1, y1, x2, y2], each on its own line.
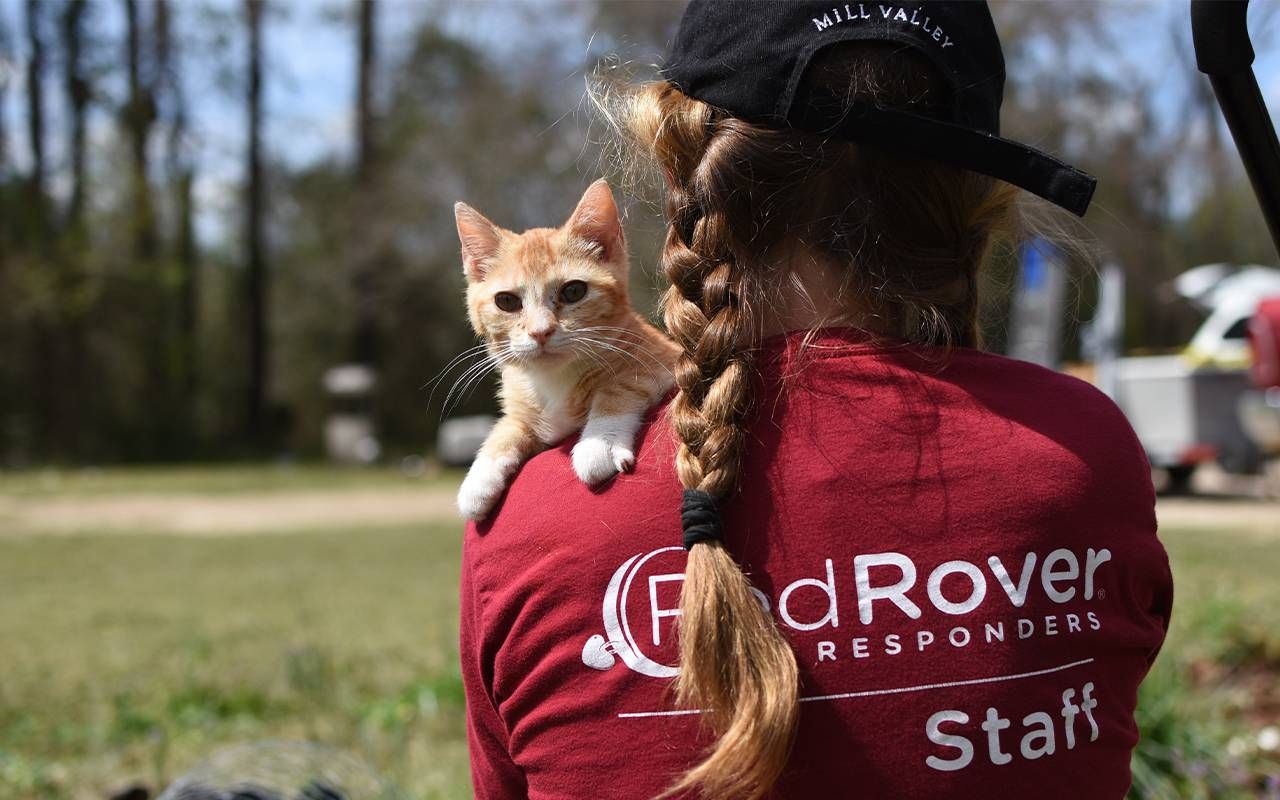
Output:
[528, 326, 556, 345]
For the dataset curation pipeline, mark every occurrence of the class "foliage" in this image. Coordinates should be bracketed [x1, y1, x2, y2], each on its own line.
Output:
[0, 1, 1277, 465]
[1128, 526, 1280, 799]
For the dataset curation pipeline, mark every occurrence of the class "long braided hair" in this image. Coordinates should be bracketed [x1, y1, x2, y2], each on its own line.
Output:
[656, 93, 799, 800]
[603, 43, 1052, 799]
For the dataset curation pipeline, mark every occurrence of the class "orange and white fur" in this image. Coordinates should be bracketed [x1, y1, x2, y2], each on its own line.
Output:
[453, 180, 679, 521]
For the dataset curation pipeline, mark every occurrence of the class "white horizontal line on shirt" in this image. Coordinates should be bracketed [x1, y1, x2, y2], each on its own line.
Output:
[615, 656, 1096, 719]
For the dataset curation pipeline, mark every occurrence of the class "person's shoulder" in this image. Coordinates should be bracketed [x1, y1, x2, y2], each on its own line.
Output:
[470, 439, 578, 548]
[461, 401, 683, 624]
[501, 436, 579, 505]
[471, 399, 680, 544]
[947, 348, 1153, 498]
[951, 348, 1134, 428]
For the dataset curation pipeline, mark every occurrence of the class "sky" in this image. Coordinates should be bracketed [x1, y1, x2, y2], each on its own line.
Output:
[0, 0, 422, 242]
[3, 0, 1280, 247]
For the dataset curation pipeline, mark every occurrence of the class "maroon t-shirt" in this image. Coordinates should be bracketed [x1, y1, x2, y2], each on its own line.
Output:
[459, 328, 1173, 799]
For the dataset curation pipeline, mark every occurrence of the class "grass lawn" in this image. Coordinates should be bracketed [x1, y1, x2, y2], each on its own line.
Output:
[0, 523, 470, 799]
[0, 465, 1277, 799]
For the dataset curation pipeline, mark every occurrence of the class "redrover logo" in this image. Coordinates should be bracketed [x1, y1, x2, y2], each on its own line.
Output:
[581, 545, 1113, 676]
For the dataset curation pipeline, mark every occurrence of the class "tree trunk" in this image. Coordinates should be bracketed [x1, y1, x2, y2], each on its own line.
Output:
[0, 7, 12, 174]
[123, 0, 156, 260]
[351, 0, 378, 364]
[356, 0, 376, 183]
[155, 0, 199, 395]
[0, 0, 12, 285]
[24, 0, 47, 236]
[245, 0, 268, 441]
[62, 0, 89, 227]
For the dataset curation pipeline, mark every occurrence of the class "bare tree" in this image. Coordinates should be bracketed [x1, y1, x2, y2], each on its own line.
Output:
[351, 0, 379, 365]
[24, 0, 47, 232]
[155, 0, 199, 393]
[245, 0, 268, 439]
[62, 0, 89, 227]
[123, 0, 156, 259]
[0, 6, 12, 174]
[356, 0, 376, 184]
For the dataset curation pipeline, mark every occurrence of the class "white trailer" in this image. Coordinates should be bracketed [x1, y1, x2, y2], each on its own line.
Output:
[1107, 265, 1280, 491]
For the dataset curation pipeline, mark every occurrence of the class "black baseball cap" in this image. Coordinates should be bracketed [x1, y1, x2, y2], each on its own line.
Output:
[662, 1, 1097, 217]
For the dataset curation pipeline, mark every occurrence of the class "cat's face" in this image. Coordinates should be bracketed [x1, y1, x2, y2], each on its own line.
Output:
[455, 180, 629, 367]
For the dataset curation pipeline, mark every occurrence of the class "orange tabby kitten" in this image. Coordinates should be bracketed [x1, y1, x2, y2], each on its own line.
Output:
[452, 179, 679, 521]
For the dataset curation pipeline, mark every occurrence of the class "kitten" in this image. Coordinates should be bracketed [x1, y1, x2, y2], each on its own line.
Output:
[452, 179, 679, 521]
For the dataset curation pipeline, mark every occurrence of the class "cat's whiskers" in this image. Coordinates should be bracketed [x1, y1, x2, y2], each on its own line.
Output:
[441, 358, 496, 417]
[573, 325, 655, 346]
[456, 351, 517, 409]
[569, 335, 656, 376]
[569, 341, 615, 377]
[571, 334, 650, 364]
[446, 351, 514, 416]
[435, 328, 669, 418]
[569, 328, 674, 375]
[425, 343, 493, 390]
[572, 325, 665, 350]
[441, 347, 517, 418]
[425, 343, 499, 410]
[575, 324, 648, 336]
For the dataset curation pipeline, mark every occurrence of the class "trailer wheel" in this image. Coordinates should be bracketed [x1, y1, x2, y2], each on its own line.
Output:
[1164, 465, 1196, 495]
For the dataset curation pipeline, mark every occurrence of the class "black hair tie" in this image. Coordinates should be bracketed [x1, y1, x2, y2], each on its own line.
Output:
[681, 488, 722, 550]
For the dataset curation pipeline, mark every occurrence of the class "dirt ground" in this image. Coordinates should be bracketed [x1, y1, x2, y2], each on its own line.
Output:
[0, 486, 461, 535]
[0, 471, 1275, 537]
[1156, 496, 1280, 533]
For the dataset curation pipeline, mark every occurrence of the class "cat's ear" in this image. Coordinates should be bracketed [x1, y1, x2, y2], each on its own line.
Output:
[566, 179, 624, 263]
[454, 202, 502, 282]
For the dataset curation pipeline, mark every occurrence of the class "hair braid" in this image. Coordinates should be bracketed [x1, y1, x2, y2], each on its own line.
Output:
[658, 113, 800, 800]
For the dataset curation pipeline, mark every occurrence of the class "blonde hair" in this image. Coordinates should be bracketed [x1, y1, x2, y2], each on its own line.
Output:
[596, 43, 1085, 800]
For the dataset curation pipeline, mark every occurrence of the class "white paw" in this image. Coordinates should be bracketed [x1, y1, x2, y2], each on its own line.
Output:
[457, 456, 518, 520]
[571, 435, 634, 486]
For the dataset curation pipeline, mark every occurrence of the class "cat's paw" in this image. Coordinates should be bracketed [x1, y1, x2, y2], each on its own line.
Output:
[571, 435, 634, 486]
[457, 455, 519, 520]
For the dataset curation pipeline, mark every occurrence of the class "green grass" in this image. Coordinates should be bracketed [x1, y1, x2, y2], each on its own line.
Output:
[1130, 525, 1280, 799]
[0, 466, 1276, 799]
[0, 523, 470, 799]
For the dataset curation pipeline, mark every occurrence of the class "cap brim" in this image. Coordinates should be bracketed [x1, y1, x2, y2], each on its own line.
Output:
[795, 103, 1097, 217]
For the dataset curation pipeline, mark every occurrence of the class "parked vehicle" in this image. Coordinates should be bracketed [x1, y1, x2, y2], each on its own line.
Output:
[1109, 265, 1280, 492]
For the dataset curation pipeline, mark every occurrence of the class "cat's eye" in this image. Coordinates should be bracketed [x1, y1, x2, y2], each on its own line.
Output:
[494, 292, 522, 312]
[559, 280, 588, 304]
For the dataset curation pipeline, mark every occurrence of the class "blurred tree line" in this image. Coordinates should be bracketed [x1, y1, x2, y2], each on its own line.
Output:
[0, 0, 1274, 465]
